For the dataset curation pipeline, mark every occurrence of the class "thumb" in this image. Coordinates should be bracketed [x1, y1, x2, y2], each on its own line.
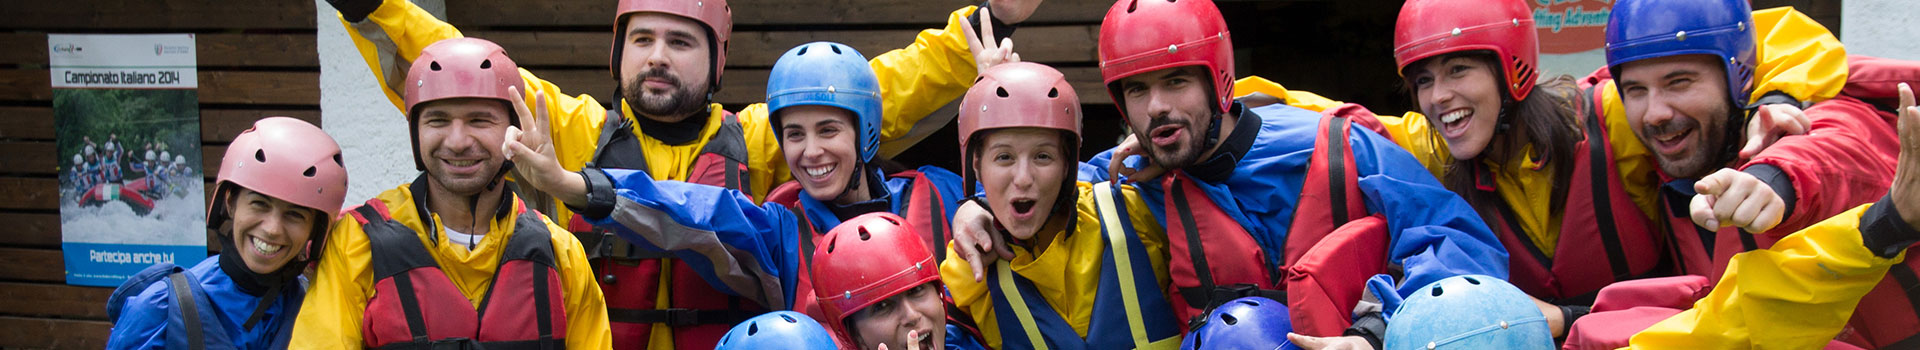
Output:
[502, 126, 525, 159]
[1287, 333, 1324, 349]
[1694, 171, 1730, 195]
[1690, 194, 1720, 229]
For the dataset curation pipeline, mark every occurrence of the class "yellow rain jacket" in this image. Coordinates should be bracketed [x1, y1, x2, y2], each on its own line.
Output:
[1234, 7, 1847, 258]
[1627, 203, 1908, 349]
[289, 185, 611, 349]
[340, 0, 984, 225]
[941, 182, 1177, 350]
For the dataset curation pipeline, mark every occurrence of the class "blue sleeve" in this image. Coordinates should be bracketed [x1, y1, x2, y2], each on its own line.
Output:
[1346, 127, 1510, 298]
[585, 168, 804, 310]
[105, 283, 171, 350]
[1085, 150, 1116, 183]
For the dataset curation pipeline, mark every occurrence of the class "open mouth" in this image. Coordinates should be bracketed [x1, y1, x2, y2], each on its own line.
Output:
[1650, 127, 1694, 154]
[445, 159, 480, 167]
[250, 235, 285, 258]
[1010, 199, 1037, 215]
[804, 164, 835, 178]
[913, 329, 933, 350]
[1149, 124, 1185, 147]
[1437, 109, 1472, 138]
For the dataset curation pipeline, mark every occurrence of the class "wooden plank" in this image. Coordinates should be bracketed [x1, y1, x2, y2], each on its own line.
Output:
[2, 70, 321, 105]
[448, 0, 1109, 27]
[0, 248, 64, 283]
[0, 107, 320, 143]
[0, 107, 56, 141]
[0, 316, 110, 349]
[0, 142, 224, 177]
[0, 178, 60, 211]
[472, 25, 1098, 68]
[0, 0, 315, 30]
[523, 65, 1108, 107]
[0, 32, 320, 67]
[0, 213, 60, 248]
[0, 282, 113, 321]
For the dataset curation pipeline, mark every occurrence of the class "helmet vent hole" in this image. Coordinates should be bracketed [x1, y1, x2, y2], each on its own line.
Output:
[830, 45, 843, 55]
[254, 149, 266, 163]
[973, 76, 985, 84]
[1220, 314, 1238, 325]
[996, 87, 1010, 98]
[1237, 299, 1260, 307]
[1047, 87, 1059, 98]
[826, 239, 837, 253]
[797, 47, 809, 55]
[883, 215, 901, 225]
[1465, 277, 1481, 285]
[480, 59, 492, 69]
[780, 314, 797, 323]
[858, 227, 872, 241]
[1431, 286, 1445, 297]
[429, 61, 442, 71]
[747, 322, 759, 335]
[333, 153, 344, 166]
[1126, 0, 1137, 13]
[304, 166, 317, 177]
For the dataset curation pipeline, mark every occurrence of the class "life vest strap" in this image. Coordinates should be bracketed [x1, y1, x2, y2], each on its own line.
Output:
[168, 271, 206, 350]
[1886, 265, 1920, 348]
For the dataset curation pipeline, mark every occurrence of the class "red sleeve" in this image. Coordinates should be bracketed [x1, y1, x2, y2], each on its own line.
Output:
[1739, 96, 1900, 233]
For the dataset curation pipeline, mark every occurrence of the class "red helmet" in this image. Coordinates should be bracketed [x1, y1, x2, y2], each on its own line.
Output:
[958, 62, 1082, 201]
[1392, 0, 1538, 101]
[1098, 0, 1235, 116]
[611, 0, 732, 94]
[212, 116, 348, 234]
[402, 37, 525, 169]
[810, 212, 939, 342]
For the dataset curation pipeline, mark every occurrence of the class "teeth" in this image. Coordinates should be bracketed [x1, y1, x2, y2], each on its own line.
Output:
[448, 160, 479, 167]
[1439, 110, 1470, 124]
[805, 165, 834, 177]
[251, 236, 282, 254]
[914, 331, 930, 342]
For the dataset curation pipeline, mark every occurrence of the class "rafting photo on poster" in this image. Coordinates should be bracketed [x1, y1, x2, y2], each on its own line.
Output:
[49, 34, 209, 287]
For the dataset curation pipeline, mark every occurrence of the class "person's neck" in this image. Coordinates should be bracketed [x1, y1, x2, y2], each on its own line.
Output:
[1025, 214, 1071, 256]
[1194, 111, 1240, 162]
[832, 171, 876, 205]
[425, 181, 505, 235]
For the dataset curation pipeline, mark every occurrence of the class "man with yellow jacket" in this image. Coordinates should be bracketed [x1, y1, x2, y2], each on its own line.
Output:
[290, 38, 611, 349]
[324, 0, 1035, 348]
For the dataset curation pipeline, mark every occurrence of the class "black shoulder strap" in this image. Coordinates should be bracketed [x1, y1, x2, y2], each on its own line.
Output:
[1887, 264, 1920, 349]
[168, 271, 205, 350]
[1581, 87, 1632, 281]
[704, 112, 751, 192]
[794, 204, 818, 266]
[590, 109, 629, 169]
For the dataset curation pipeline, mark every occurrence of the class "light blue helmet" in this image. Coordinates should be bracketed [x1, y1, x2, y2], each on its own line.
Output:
[766, 41, 883, 163]
[1181, 296, 1299, 350]
[1385, 275, 1552, 350]
[713, 311, 838, 350]
[1605, 0, 1757, 108]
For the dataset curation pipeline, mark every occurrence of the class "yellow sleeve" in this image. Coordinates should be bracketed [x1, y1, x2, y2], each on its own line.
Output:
[545, 216, 613, 349]
[737, 103, 789, 201]
[1627, 204, 1904, 349]
[338, 0, 464, 111]
[870, 6, 983, 159]
[289, 216, 377, 349]
[1230, 76, 1347, 113]
[1748, 7, 1848, 105]
[939, 243, 1000, 348]
[1596, 82, 1663, 221]
[1232, 75, 1450, 176]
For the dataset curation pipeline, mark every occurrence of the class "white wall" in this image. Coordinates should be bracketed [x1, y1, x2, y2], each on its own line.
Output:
[1843, 0, 1920, 60]
[314, 0, 445, 205]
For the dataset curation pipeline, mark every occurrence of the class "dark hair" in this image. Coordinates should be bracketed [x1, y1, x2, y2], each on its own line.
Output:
[1409, 52, 1585, 227]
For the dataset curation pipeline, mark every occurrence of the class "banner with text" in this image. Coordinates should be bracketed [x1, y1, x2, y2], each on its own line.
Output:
[1533, 0, 1612, 79]
[50, 34, 209, 287]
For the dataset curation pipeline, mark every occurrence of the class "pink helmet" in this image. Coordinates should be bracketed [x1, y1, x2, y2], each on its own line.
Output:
[611, 0, 733, 94]
[811, 213, 940, 343]
[958, 62, 1083, 198]
[1098, 0, 1235, 117]
[1393, 0, 1539, 101]
[212, 116, 348, 227]
[402, 37, 525, 169]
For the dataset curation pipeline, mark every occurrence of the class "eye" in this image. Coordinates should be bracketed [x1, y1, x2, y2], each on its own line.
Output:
[631, 35, 653, 46]
[284, 209, 310, 222]
[1448, 63, 1473, 75]
[782, 129, 805, 142]
[249, 199, 270, 209]
[993, 152, 1014, 164]
[1166, 77, 1190, 88]
[817, 126, 839, 138]
[670, 38, 694, 49]
[1412, 75, 1434, 89]
[1622, 85, 1648, 99]
[1122, 82, 1148, 97]
[1668, 78, 1693, 90]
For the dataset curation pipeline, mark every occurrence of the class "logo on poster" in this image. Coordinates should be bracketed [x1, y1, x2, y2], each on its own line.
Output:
[154, 44, 189, 56]
[1532, 0, 1611, 54]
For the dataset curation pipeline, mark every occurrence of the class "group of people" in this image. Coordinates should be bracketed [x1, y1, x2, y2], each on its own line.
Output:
[100, 0, 1920, 349]
[70, 134, 191, 206]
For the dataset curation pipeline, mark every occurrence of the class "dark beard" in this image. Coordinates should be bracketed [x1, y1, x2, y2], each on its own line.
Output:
[622, 68, 709, 118]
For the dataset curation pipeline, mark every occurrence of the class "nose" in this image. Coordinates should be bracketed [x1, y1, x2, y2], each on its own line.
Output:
[259, 211, 286, 238]
[643, 40, 671, 70]
[1640, 90, 1679, 127]
[1425, 77, 1458, 111]
[1011, 161, 1036, 190]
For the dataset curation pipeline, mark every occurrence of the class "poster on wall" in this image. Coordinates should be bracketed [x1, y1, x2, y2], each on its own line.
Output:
[1531, 0, 1612, 79]
[49, 34, 208, 287]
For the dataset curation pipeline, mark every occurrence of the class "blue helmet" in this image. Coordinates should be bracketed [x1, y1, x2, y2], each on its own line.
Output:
[1385, 275, 1551, 350]
[1605, 0, 1757, 108]
[1181, 297, 1300, 350]
[766, 41, 884, 163]
[714, 311, 838, 350]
